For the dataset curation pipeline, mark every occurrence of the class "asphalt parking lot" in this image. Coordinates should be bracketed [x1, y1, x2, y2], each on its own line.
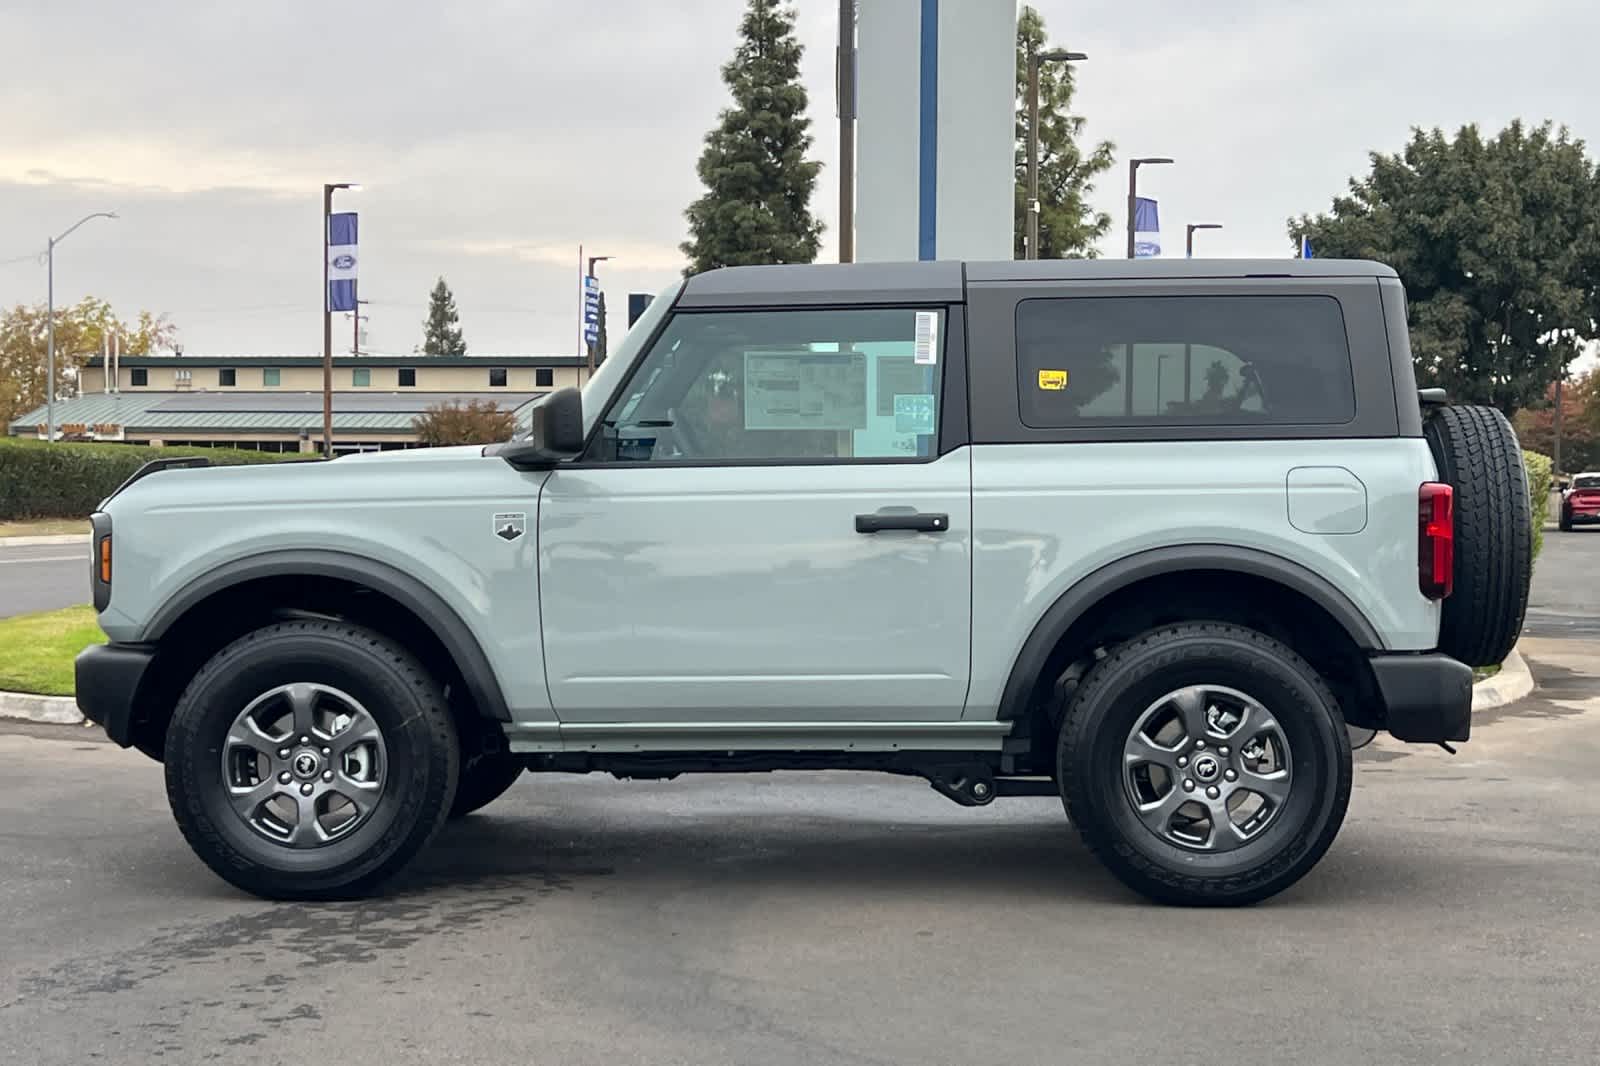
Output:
[1, 530, 1597, 1065]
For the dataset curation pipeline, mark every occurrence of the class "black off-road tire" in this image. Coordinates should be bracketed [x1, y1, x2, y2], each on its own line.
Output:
[449, 754, 524, 819]
[164, 620, 459, 900]
[1558, 507, 1573, 533]
[1424, 404, 1532, 667]
[1058, 623, 1352, 907]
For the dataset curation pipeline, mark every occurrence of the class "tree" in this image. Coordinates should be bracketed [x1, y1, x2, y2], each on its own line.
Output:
[412, 399, 516, 446]
[421, 277, 466, 357]
[1290, 121, 1600, 414]
[681, 0, 822, 275]
[596, 290, 609, 364]
[0, 299, 175, 427]
[1515, 366, 1600, 473]
[1014, 6, 1116, 259]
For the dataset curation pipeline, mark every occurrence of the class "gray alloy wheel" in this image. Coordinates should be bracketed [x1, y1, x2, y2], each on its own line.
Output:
[222, 682, 389, 848]
[1122, 684, 1293, 853]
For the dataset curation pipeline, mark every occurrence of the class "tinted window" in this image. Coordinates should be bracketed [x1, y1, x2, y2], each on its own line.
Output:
[535, 368, 554, 387]
[130, 368, 148, 387]
[489, 367, 507, 387]
[591, 307, 944, 463]
[218, 368, 236, 387]
[1574, 476, 1600, 490]
[1016, 296, 1355, 428]
[398, 367, 416, 387]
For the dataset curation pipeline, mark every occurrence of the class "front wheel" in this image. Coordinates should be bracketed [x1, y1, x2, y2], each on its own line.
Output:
[1058, 622, 1351, 906]
[164, 620, 459, 900]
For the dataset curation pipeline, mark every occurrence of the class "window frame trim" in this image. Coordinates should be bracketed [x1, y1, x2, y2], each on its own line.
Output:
[566, 302, 970, 471]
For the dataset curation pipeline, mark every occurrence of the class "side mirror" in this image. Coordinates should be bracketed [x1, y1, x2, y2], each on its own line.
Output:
[491, 387, 584, 469]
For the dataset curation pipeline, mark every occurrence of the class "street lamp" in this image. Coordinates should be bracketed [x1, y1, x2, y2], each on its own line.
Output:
[1125, 157, 1174, 259]
[322, 182, 360, 457]
[585, 255, 612, 380]
[1025, 48, 1088, 260]
[1185, 222, 1223, 258]
[45, 211, 118, 443]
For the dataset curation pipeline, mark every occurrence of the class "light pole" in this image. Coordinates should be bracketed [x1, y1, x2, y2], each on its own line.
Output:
[45, 211, 117, 442]
[1185, 222, 1223, 258]
[1125, 157, 1174, 259]
[1025, 48, 1088, 260]
[837, 0, 857, 263]
[585, 255, 612, 380]
[322, 182, 360, 458]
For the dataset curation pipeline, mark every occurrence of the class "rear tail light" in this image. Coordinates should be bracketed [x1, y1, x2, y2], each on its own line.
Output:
[1419, 482, 1453, 600]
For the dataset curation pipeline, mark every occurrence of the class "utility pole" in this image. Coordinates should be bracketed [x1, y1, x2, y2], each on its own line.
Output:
[1025, 49, 1086, 259]
[351, 299, 370, 355]
[837, 0, 856, 263]
[43, 211, 117, 442]
[321, 182, 359, 457]
[1554, 374, 1565, 480]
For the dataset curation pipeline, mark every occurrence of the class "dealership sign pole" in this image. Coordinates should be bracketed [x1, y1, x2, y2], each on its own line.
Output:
[322, 183, 360, 457]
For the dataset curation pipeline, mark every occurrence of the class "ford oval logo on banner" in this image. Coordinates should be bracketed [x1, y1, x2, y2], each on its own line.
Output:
[332, 254, 356, 270]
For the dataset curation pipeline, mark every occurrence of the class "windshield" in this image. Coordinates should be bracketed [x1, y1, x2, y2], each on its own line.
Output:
[1574, 475, 1600, 490]
[580, 281, 682, 436]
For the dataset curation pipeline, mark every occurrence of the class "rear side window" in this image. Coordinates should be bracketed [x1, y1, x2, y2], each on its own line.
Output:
[1015, 295, 1355, 428]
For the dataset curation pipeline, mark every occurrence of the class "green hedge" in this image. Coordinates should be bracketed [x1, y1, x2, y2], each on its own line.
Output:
[0, 437, 311, 520]
[1524, 450, 1552, 561]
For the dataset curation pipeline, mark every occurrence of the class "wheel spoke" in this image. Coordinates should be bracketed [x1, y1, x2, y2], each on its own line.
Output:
[287, 683, 318, 739]
[226, 715, 281, 753]
[283, 796, 324, 847]
[1206, 804, 1249, 852]
[226, 779, 278, 821]
[1124, 730, 1179, 771]
[331, 708, 382, 758]
[1133, 786, 1187, 837]
[1169, 686, 1209, 741]
[1239, 767, 1291, 807]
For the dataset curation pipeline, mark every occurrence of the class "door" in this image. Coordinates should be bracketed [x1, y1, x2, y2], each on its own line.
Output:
[538, 305, 971, 723]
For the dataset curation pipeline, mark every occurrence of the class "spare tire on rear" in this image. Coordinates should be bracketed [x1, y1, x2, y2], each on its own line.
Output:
[1423, 405, 1532, 667]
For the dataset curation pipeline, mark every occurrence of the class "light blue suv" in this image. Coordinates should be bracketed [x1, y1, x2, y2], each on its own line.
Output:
[76, 260, 1531, 905]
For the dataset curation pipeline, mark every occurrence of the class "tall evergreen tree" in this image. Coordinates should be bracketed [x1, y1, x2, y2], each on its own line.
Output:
[421, 277, 466, 357]
[1014, 6, 1116, 259]
[681, 0, 822, 275]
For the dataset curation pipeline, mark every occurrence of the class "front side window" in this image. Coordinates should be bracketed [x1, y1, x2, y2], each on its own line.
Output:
[352, 367, 371, 387]
[489, 367, 508, 387]
[262, 368, 281, 387]
[1015, 295, 1355, 428]
[589, 307, 945, 464]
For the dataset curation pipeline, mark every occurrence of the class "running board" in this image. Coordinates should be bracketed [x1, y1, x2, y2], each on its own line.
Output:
[504, 720, 1012, 755]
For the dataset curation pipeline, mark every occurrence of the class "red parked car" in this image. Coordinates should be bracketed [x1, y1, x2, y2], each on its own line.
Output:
[1559, 472, 1600, 531]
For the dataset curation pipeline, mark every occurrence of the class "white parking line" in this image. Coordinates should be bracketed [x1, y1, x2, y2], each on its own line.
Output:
[0, 555, 82, 565]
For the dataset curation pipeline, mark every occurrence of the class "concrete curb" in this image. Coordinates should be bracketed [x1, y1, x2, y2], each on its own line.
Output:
[1472, 647, 1534, 711]
[0, 644, 1538, 730]
[0, 690, 83, 725]
[0, 534, 90, 547]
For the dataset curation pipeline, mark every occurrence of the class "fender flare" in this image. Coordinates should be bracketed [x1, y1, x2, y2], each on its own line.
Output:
[144, 549, 512, 721]
[996, 544, 1384, 722]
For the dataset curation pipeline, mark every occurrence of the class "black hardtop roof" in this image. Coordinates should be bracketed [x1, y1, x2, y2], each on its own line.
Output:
[679, 259, 1397, 307]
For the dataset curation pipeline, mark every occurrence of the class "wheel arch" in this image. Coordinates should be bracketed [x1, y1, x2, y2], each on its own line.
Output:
[141, 549, 511, 722]
[996, 546, 1384, 754]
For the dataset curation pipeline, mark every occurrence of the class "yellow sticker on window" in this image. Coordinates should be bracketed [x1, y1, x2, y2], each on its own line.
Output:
[1038, 369, 1069, 391]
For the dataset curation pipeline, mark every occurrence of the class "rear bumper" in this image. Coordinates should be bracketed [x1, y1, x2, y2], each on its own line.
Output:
[75, 642, 155, 748]
[1370, 653, 1473, 743]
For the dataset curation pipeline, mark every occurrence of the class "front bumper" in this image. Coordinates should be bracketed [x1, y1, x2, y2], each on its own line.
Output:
[1370, 653, 1473, 743]
[75, 642, 156, 748]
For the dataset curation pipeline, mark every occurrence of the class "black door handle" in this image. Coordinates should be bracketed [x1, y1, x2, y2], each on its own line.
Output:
[855, 512, 950, 534]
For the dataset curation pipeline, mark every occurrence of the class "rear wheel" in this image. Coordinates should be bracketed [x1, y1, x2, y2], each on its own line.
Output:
[1424, 404, 1532, 666]
[1559, 507, 1573, 533]
[1058, 623, 1351, 906]
[164, 620, 458, 900]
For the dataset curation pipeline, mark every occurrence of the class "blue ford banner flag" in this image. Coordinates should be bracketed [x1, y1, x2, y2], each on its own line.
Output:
[327, 212, 358, 312]
[1300, 234, 1314, 259]
[1133, 197, 1161, 258]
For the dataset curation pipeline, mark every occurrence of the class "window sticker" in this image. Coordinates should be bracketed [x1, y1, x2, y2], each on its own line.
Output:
[893, 393, 937, 435]
[914, 311, 939, 366]
[744, 351, 867, 430]
[1038, 369, 1069, 391]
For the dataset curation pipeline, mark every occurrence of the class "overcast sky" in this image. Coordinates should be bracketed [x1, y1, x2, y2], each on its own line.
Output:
[0, 0, 1593, 357]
